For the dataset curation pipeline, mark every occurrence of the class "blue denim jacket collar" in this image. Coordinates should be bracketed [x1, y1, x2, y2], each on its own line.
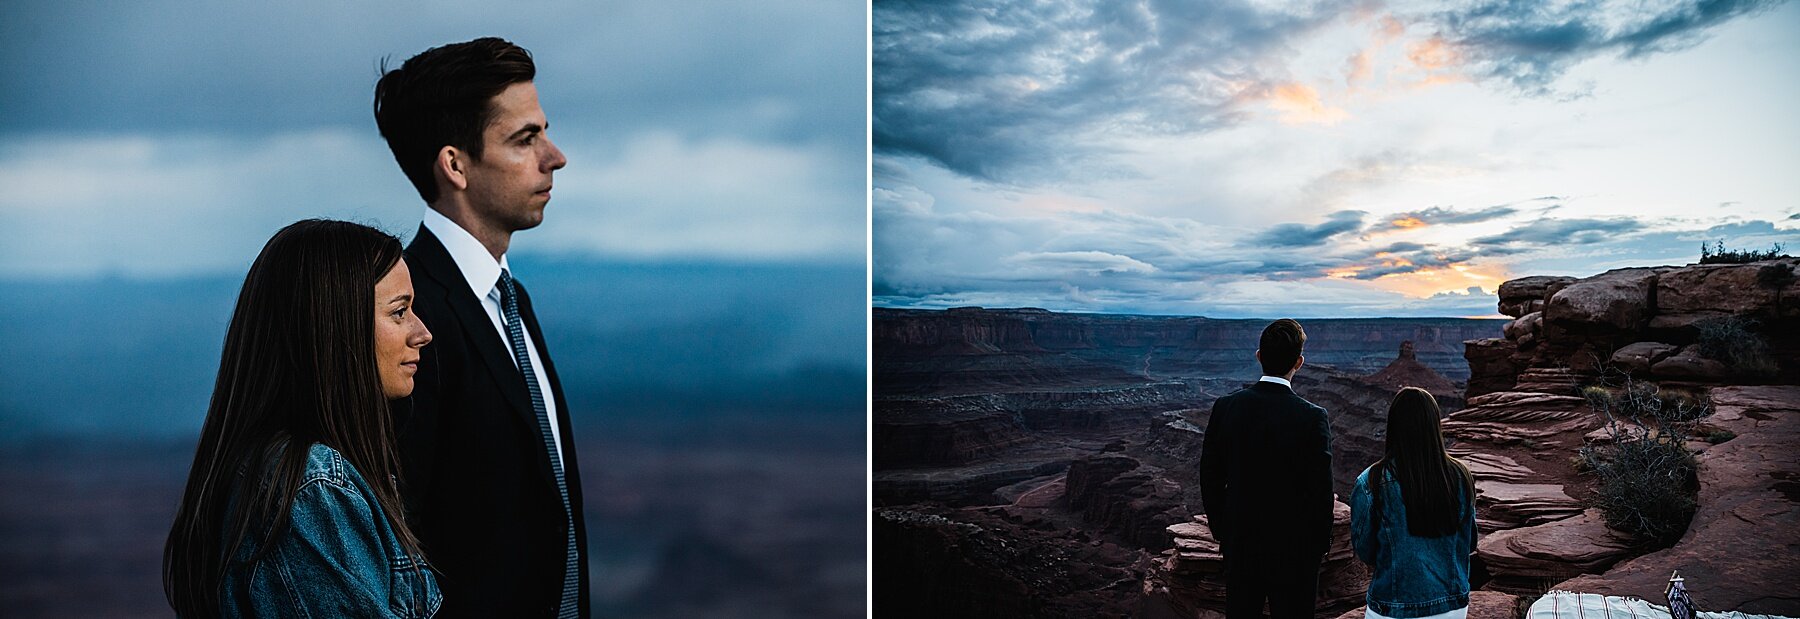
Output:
[218, 442, 441, 618]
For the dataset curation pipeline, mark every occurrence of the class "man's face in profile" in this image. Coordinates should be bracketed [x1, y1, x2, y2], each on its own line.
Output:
[463, 81, 567, 233]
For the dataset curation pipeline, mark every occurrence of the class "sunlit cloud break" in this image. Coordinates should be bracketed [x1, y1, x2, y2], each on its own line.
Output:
[873, 0, 1800, 317]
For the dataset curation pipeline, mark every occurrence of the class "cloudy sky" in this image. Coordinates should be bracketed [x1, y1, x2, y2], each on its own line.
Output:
[873, 0, 1800, 318]
[0, 1, 865, 279]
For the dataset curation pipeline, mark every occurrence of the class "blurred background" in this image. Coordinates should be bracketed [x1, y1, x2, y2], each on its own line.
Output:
[0, 2, 867, 618]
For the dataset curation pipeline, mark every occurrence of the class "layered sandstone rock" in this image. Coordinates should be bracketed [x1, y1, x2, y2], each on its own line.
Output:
[876, 308, 1502, 387]
[1609, 341, 1679, 375]
[1555, 386, 1800, 614]
[1649, 345, 1732, 381]
[1464, 338, 1521, 397]
[1452, 263, 1797, 609]
[1499, 276, 1576, 318]
[1142, 501, 1369, 616]
[875, 506, 1145, 617]
[1477, 508, 1639, 593]
[1474, 481, 1586, 532]
[1652, 259, 1800, 331]
[1143, 410, 1207, 463]
[875, 403, 1030, 468]
[1543, 267, 1663, 336]
[1458, 451, 1537, 484]
[1064, 455, 1186, 550]
[1442, 391, 1594, 446]
[1512, 367, 1587, 395]
[1467, 259, 1795, 392]
[875, 382, 1201, 469]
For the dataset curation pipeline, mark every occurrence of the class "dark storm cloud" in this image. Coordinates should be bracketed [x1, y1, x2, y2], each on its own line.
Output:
[1347, 245, 1478, 280]
[1471, 216, 1644, 247]
[873, 0, 1352, 181]
[0, 1, 863, 150]
[873, 0, 1782, 184]
[1383, 204, 1518, 227]
[0, 1, 868, 274]
[1249, 210, 1368, 247]
[1414, 0, 1784, 95]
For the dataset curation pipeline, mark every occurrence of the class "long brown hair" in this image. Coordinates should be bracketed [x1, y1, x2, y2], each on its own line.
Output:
[163, 219, 425, 616]
[1372, 387, 1475, 537]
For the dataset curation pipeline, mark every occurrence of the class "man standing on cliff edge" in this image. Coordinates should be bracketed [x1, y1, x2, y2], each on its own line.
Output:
[1199, 318, 1334, 618]
[375, 37, 589, 618]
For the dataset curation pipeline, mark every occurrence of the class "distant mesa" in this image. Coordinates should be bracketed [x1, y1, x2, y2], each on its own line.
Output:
[1361, 340, 1459, 397]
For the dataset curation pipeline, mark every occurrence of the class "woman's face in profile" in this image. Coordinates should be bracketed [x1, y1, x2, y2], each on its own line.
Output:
[375, 258, 432, 399]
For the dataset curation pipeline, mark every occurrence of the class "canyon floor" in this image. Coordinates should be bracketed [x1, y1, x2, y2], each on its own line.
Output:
[874, 301, 1800, 617]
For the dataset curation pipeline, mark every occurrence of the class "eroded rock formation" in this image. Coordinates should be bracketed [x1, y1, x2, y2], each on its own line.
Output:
[1455, 259, 1799, 611]
[1363, 340, 1460, 398]
[1477, 508, 1638, 592]
[1470, 259, 1798, 393]
[1065, 455, 1186, 550]
[1140, 500, 1370, 616]
[1555, 386, 1800, 614]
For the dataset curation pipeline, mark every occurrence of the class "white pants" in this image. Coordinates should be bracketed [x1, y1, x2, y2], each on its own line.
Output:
[1366, 606, 1468, 619]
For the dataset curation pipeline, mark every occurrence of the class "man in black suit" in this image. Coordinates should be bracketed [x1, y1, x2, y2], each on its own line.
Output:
[373, 38, 587, 618]
[1199, 318, 1333, 618]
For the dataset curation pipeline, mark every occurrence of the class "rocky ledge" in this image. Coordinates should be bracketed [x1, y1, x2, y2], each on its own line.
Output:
[1469, 258, 1798, 396]
[1141, 500, 1370, 617]
[1459, 259, 1798, 612]
[1555, 386, 1800, 614]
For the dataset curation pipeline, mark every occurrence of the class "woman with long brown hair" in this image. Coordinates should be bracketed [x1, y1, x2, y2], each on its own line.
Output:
[164, 219, 439, 617]
[1350, 386, 1477, 619]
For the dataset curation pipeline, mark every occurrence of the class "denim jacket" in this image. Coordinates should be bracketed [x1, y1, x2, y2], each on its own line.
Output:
[1349, 465, 1474, 618]
[219, 443, 441, 618]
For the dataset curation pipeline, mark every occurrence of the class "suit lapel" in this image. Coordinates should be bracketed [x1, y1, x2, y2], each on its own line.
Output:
[408, 226, 553, 472]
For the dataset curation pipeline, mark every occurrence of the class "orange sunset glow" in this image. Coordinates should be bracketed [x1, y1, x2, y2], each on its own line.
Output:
[1266, 82, 1350, 125]
[873, 0, 1799, 318]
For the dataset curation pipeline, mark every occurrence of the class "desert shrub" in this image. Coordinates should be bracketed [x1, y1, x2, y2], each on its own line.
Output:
[1579, 437, 1696, 544]
[1699, 240, 1787, 264]
[1695, 316, 1778, 377]
[1580, 374, 1705, 544]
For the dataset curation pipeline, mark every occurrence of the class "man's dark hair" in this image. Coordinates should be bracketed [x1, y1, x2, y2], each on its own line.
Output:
[374, 37, 536, 203]
[1258, 318, 1305, 376]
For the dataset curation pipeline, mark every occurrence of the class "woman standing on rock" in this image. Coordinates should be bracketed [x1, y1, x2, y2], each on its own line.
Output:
[1350, 386, 1477, 619]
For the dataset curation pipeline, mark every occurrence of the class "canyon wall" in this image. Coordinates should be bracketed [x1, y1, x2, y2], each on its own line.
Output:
[1456, 259, 1800, 613]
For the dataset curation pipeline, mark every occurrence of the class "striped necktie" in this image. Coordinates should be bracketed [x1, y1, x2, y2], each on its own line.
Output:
[496, 269, 581, 618]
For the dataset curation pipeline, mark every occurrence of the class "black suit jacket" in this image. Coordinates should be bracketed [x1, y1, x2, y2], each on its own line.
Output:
[1198, 380, 1334, 558]
[399, 226, 589, 618]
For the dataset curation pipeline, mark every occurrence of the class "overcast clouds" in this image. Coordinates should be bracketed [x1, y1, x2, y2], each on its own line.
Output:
[0, 1, 865, 278]
[874, 0, 1799, 317]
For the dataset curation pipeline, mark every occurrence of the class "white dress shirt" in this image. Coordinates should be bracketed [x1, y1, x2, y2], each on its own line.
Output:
[1258, 375, 1293, 388]
[423, 207, 565, 468]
